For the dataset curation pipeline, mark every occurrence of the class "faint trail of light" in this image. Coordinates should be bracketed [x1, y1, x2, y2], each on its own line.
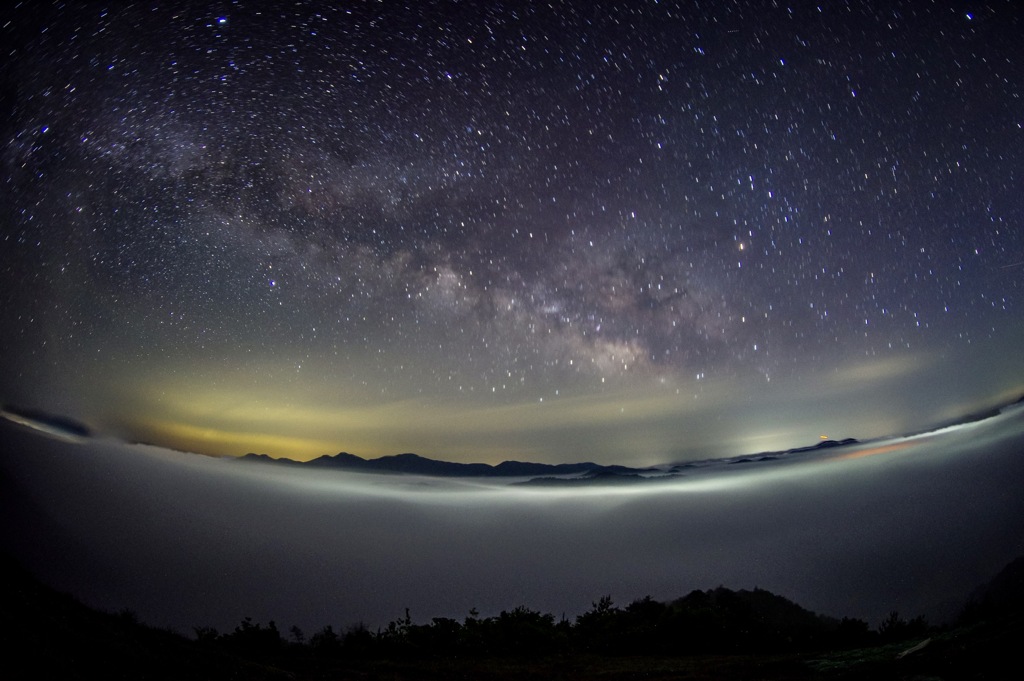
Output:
[830, 440, 923, 461]
[0, 411, 87, 443]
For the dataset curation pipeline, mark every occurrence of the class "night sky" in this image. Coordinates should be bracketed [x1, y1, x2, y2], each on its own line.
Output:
[2, 1, 1023, 464]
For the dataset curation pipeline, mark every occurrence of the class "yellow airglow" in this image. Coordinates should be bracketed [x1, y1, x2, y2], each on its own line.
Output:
[99, 342, 1024, 464]
[135, 417, 344, 460]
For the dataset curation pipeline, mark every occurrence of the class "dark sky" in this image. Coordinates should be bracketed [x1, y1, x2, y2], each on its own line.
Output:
[2, 1, 1022, 463]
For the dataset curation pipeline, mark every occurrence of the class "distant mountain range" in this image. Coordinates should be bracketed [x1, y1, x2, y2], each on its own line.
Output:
[7, 392, 1022, 483]
[239, 450, 660, 479]
[235, 392, 1024, 482]
[238, 436, 864, 484]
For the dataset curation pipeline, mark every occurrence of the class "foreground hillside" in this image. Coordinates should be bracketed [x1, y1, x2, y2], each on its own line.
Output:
[2, 552, 1021, 680]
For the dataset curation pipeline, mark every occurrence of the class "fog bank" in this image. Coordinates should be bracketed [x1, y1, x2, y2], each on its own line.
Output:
[2, 409, 1023, 634]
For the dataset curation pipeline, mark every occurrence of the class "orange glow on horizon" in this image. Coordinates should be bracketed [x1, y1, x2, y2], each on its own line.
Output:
[833, 440, 923, 461]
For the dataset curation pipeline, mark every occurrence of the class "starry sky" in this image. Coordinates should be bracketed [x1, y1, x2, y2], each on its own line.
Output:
[2, 0, 1022, 464]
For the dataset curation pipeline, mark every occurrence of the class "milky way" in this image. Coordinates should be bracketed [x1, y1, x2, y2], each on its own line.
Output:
[2, 1, 1022, 463]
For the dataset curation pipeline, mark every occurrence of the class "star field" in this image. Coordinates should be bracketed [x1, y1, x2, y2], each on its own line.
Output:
[2, 1, 1022, 463]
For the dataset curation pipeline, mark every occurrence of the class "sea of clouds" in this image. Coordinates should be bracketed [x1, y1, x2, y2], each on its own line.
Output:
[2, 407, 1023, 635]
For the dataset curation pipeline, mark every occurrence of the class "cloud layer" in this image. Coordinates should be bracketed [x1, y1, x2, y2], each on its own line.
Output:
[3, 409, 1023, 634]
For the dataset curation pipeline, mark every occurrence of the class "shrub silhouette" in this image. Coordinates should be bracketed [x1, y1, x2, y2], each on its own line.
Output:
[489, 606, 563, 655]
[221, 616, 284, 657]
[342, 622, 374, 658]
[309, 623, 342, 656]
[832, 616, 874, 648]
[876, 610, 929, 643]
[573, 595, 622, 652]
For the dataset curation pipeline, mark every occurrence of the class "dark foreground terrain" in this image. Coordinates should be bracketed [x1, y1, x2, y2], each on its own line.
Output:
[2, 552, 1021, 680]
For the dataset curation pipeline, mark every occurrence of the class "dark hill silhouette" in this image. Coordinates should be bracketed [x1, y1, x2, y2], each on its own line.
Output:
[960, 555, 1024, 622]
[569, 587, 855, 657]
[737, 437, 861, 460]
[787, 437, 860, 452]
[666, 587, 843, 653]
[493, 460, 603, 476]
[240, 452, 302, 465]
[665, 438, 860, 472]
[310, 451, 496, 476]
[0, 552, 280, 679]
